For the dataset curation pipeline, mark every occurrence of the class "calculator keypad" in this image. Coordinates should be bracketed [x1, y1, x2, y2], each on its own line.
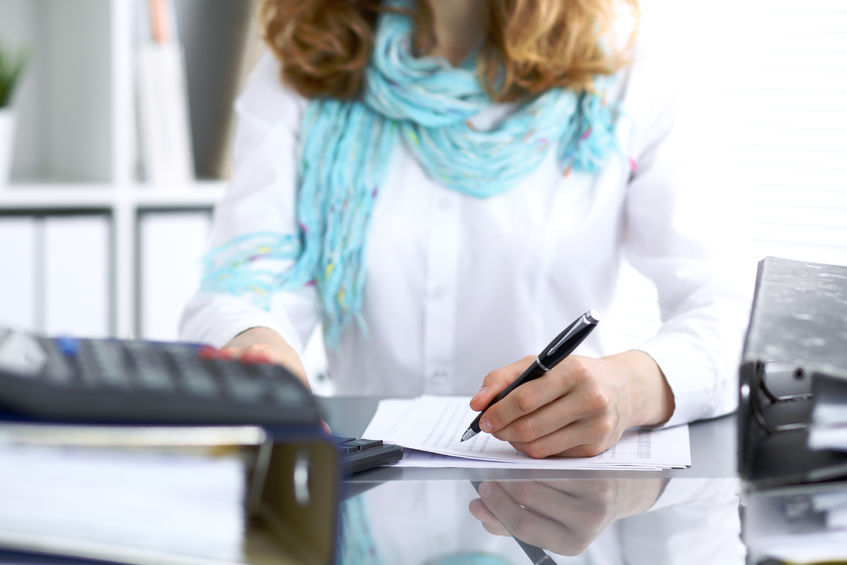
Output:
[0, 330, 320, 426]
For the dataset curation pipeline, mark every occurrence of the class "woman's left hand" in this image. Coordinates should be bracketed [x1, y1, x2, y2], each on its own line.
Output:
[469, 351, 675, 458]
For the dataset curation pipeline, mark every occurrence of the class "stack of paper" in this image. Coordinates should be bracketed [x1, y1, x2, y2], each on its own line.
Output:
[364, 396, 690, 470]
[0, 442, 247, 563]
[809, 375, 847, 452]
[0, 419, 342, 565]
[745, 487, 847, 564]
[813, 489, 847, 531]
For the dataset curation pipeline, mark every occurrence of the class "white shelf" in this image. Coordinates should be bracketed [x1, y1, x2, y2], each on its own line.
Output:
[0, 182, 225, 210]
[0, 0, 237, 340]
[0, 180, 225, 339]
[0, 185, 116, 210]
[132, 182, 226, 208]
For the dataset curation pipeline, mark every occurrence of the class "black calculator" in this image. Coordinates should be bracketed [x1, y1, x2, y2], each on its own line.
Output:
[0, 327, 402, 473]
[0, 327, 320, 426]
[333, 436, 403, 475]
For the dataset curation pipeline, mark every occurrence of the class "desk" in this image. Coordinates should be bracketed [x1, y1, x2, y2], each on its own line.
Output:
[321, 396, 746, 565]
[0, 398, 826, 565]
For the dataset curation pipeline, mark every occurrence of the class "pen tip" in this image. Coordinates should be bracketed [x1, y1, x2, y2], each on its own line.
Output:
[460, 429, 477, 442]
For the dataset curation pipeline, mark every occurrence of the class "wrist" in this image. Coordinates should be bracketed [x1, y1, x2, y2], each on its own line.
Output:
[233, 326, 277, 340]
[616, 478, 671, 518]
[605, 350, 675, 427]
[232, 326, 292, 349]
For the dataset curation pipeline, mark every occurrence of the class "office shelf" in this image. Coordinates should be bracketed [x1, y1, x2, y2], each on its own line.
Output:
[0, 0, 238, 340]
[0, 185, 116, 210]
[0, 183, 225, 210]
[131, 183, 227, 208]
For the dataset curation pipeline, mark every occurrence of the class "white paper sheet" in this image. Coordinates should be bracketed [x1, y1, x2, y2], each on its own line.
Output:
[808, 376, 847, 452]
[809, 424, 847, 452]
[364, 395, 690, 470]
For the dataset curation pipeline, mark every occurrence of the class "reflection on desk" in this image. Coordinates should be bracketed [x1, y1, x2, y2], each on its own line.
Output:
[337, 478, 744, 564]
[744, 482, 847, 565]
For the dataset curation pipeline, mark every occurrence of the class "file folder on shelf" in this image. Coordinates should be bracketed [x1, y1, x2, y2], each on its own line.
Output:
[738, 256, 847, 489]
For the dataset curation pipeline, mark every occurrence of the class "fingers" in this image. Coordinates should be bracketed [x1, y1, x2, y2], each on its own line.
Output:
[509, 413, 622, 458]
[469, 356, 535, 411]
[479, 356, 594, 437]
[200, 344, 272, 363]
[534, 479, 618, 505]
[222, 343, 285, 365]
[486, 392, 581, 444]
[469, 481, 620, 555]
[467, 498, 509, 536]
[495, 480, 619, 537]
[215, 328, 312, 390]
[472, 481, 576, 554]
[206, 343, 311, 389]
[479, 356, 627, 458]
[493, 481, 587, 524]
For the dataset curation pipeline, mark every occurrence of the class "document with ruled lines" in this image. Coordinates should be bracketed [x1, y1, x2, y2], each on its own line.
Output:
[363, 395, 690, 470]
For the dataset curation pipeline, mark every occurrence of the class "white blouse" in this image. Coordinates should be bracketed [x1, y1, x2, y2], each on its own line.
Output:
[180, 35, 753, 428]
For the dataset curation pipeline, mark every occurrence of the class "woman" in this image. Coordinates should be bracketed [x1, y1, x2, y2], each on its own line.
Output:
[181, 0, 750, 458]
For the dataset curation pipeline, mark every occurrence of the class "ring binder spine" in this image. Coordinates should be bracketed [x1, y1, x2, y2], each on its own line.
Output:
[738, 257, 847, 489]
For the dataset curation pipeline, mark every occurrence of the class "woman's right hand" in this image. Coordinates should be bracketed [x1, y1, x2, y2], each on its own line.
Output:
[217, 326, 310, 389]
[468, 478, 668, 556]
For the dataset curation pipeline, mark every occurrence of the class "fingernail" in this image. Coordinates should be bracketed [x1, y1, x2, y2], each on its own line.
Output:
[480, 417, 493, 433]
[242, 352, 271, 364]
[478, 482, 493, 498]
[471, 386, 488, 401]
[199, 346, 225, 360]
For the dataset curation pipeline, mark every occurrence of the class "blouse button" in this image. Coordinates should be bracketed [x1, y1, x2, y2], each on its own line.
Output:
[430, 285, 447, 301]
[430, 369, 448, 381]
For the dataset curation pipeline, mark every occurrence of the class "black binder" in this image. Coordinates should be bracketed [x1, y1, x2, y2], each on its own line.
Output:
[738, 256, 847, 488]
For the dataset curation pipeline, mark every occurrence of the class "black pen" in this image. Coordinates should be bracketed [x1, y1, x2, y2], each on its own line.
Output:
[460, 310, 599, 442]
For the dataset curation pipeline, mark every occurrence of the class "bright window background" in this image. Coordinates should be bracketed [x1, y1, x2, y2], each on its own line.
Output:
[729, 0, 847, 265]
[605, 0, 847, 350]
[698, 0, 847, 264]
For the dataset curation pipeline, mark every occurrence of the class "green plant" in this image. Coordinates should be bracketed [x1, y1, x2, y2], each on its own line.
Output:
[0, 45, 26, 108]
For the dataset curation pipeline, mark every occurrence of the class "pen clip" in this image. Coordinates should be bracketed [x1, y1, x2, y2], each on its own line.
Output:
[539, 310, 599, 365]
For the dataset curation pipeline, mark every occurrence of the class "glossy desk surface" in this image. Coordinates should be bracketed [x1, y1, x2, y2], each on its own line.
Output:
[320, 397, 746, 565]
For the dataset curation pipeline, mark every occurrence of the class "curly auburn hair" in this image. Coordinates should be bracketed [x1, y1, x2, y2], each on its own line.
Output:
[259, 0, 639, 102]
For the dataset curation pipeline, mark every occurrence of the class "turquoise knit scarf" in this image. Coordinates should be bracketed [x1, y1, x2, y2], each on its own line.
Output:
[203, 6, 619, 346]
